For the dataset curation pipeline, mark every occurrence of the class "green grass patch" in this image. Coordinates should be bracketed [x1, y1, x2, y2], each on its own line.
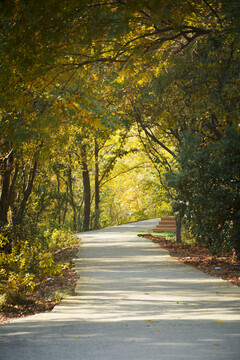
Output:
[137, 231, 176, 237]
[147, 232, 176, 237]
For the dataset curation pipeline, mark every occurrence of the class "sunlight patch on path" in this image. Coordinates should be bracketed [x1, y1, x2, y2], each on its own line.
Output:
[1, 219, 240, 360]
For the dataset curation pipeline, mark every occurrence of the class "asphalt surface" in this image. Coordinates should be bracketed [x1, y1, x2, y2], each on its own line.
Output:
[1, 218, 240, 360]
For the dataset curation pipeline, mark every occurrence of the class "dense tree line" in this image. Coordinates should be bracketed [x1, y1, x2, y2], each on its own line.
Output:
[0, 0, 240, 304]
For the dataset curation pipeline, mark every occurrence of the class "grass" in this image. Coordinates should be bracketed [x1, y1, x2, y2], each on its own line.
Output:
[144, 232, 176, 238]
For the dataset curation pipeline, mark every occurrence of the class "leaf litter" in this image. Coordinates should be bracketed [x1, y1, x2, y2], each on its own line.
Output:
[141, 234, 240, 287]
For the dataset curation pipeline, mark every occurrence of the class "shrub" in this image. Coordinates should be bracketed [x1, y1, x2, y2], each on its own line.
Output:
[0, 228, 79, 307]
[168, 127, 240, 256]
[47, 229, 79, 252]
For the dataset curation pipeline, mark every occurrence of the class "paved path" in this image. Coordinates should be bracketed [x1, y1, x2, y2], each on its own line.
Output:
[1, 219, 240, 359]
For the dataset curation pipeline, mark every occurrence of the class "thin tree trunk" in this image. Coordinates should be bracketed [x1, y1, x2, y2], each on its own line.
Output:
[68, 165, 77, 232]
[55, 170, 62, 225]
[232, 218, 240, 259]
[176, 217, 182, 243]
[0, 150, 18, 226]
[62, 195, 68, 225]
[14, 160, 37, 226]
[80, 144, 91, 231]
[94, 138, 100, 229]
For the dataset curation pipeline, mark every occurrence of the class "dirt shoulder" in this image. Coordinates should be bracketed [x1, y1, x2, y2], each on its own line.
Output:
[141, 234, 240, 287]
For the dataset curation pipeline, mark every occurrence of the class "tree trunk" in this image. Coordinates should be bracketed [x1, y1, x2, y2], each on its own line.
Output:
[14, 160, 37, 226]
[94, 138, 100, 229]
[232, 218, 240, 259]
[176, 217, 182, 243]
[67, 165, 77, 232]
[80, 144, 91, 231]
[0, 150, 18, 226]
[54, 168, 62, 225]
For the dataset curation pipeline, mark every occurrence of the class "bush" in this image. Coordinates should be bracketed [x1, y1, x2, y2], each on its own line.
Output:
[46, 229, 79, 252]
[168, 127, 240, 256]
[0, 228, 79, 307]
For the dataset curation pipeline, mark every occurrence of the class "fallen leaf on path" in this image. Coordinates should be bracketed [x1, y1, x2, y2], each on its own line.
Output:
[146, 320, 158, 323]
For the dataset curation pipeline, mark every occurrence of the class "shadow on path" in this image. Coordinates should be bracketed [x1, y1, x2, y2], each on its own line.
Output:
[1, 219, 240, 360]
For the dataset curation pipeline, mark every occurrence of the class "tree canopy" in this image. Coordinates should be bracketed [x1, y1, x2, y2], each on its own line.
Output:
[0, 1, 240, 305]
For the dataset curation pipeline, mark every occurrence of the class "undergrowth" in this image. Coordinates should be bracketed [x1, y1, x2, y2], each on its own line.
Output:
[0, 228, 80, 308]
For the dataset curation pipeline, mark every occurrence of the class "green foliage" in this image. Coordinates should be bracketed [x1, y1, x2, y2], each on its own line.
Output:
[149, 232, 175, 238]
[0, 227, 78, 306]
[99, 138, 171, 227]
[168, 127, 240, 255]
[46, 229, 79, 252]
[1, 0, 240, 305]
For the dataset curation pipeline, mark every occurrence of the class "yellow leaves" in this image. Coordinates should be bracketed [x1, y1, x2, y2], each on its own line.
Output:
[0, 268, 7, 277]
[71, 101, 81, 110]
[136, 71, 153, 86]
[137, 78, 146, 86]
[115, 75, 125, 84]
[61, 97, 107, 131]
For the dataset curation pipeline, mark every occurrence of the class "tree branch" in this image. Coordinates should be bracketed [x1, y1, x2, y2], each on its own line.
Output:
[202, 0, 223, 27]
[136, 114, 176, 158]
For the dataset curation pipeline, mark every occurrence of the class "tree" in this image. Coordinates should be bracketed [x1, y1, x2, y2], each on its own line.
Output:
[1, 0, 240, 253]
[169, 127, 240, 256]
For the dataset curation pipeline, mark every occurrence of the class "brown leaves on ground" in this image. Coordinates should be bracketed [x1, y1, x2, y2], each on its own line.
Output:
[142, 234, 240, 287]
[0, 246, 79, 324]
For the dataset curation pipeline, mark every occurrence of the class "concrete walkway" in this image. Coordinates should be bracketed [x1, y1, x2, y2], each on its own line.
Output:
[1, 218, 240, 360]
